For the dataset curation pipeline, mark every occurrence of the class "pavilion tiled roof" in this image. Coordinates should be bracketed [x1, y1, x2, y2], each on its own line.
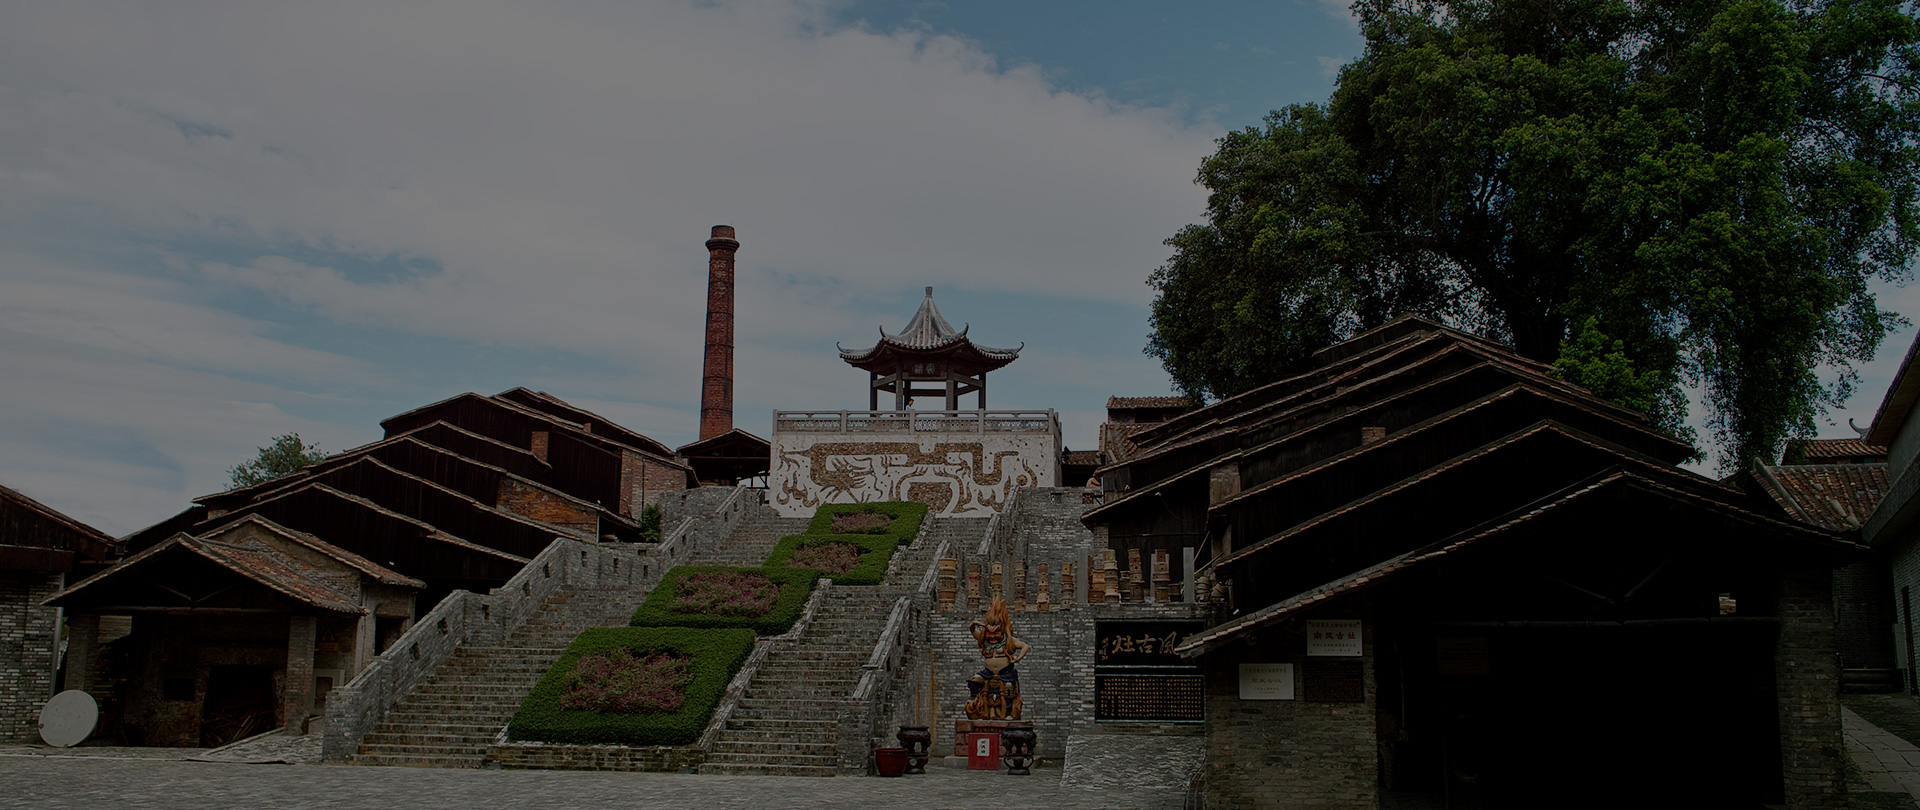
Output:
[837, 287, 1021, 363]
[1751, 462, 1890, 531]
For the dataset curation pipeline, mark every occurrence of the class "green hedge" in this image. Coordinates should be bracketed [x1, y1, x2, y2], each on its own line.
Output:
[764, 532, 900, 586]
[506, 626, 756, 746]
[629, 566, 820, 635]
[802, 501, 930, 545]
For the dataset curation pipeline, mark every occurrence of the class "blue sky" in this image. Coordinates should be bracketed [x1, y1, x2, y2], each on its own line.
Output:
[1, 1, 1910, 534]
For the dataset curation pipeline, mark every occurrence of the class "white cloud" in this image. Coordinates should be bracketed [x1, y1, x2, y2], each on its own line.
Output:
[0, 0, 1218, 531]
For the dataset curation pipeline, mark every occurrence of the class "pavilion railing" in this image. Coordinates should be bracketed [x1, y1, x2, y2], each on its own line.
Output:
[774, 409, 1057, 434]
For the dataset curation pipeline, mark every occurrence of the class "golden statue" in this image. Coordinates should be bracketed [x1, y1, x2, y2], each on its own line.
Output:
[965, 595, 1030, 720]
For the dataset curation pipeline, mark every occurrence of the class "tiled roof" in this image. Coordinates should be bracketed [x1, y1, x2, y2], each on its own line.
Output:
[1062, 450, 1102, 467]
[1106, 396, 1196, 411]
[1752, 462, 1889, 530]
[837, 288, 1021, 362]
[47, 533, 367, 614]
[209, 515, 424, 588]
[1790, 438, 1887, 462]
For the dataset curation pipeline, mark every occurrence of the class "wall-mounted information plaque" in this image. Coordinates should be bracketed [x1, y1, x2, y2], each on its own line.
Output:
[1094, 673, 1204, 722]
[1094, 621, 1205, 722]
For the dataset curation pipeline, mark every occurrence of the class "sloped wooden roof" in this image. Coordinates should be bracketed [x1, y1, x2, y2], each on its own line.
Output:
[0, 483, 117, 565]
[1176, 469, 1856, 656]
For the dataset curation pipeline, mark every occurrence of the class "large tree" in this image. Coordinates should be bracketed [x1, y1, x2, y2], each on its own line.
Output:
[1148, 0, 1920, 466]
[227, 433, 329, 488]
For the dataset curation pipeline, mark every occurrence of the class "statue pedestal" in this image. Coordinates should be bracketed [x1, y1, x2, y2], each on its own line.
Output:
[952, 719, 1032, 757]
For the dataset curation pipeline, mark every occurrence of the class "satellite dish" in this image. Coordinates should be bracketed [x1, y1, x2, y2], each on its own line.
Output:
[38, 690, 97, 748]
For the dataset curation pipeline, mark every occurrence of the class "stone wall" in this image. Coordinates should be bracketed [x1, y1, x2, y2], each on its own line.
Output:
[769, 411, 1060, 518]
[0, 572, 62, 742]
[488, 740, 702, 771]
[1199, 623, 1379, 810]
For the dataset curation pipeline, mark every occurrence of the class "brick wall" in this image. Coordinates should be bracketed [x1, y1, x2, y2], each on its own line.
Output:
[1199, 625, 1379, 810]
[1833, 558, 1896, 669]
[621, 451, 687, 519]
[0, 572, 62, 742]
[495, 479, 598, 536]
[1776, 568, 1848, 810]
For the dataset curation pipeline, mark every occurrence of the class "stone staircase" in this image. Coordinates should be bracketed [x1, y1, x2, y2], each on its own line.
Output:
[701, 517, 990, 776]
[688, 506, 808, 567]
[350, 504, 809, 768]
[350, 585, 641, 767]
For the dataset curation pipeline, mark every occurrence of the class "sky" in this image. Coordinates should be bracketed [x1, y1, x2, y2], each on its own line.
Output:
[1, 0, 1914, 536]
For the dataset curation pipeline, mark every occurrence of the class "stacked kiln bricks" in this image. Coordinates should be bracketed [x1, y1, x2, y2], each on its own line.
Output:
[0, 572, 62, 742]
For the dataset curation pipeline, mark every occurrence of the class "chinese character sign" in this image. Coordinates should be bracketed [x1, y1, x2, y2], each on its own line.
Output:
[1305, 619, 1363, 657]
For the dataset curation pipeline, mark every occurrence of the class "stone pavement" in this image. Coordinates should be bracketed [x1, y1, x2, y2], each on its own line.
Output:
[0, 753, 1188, 810]
[1848, 704, 1920, 805]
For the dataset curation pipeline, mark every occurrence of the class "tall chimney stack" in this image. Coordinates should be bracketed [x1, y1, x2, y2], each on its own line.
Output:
[699, 225, 739, 441]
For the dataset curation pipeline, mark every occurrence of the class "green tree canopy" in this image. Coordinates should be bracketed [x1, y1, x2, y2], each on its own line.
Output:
[1148, 0, 1920, 466]
[227, 433, 329, 488]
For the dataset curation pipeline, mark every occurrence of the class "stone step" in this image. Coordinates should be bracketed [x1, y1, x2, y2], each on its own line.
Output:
[360, 731, 501, 747]
[351, 752, 486, 768]
[709, 740, 840, 757]
[702, 751, 840, 767]
[359, 742, 500, 757]
[698, 762, 839, 777]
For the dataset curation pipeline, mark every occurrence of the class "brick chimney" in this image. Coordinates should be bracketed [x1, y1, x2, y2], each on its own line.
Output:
[699, 225, 739, 441]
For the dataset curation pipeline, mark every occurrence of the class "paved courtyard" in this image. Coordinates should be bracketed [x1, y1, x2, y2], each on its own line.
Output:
[0, 751, 1188, 810]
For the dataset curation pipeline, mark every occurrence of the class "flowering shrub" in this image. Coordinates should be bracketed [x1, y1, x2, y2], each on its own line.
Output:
[830, 512, 893, 534]
[559, 649, 691, 715]
[805, 502, 929, 545]
[787, 541, 862, 574]
[631, 566, 819, 634]
[509, 627, 756, 746]
[672, 570, 780, 617]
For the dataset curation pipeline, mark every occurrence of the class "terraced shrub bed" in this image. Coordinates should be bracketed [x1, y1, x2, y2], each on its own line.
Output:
[628, 565, 820, 635]
[764, 531, 900, 586]
[804, 502, 929, 545]
[507, 626, 755, 746]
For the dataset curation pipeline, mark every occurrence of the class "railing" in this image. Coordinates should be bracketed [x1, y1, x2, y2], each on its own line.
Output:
[323, 535, 641, 762]
[832, 517, 971, 773]
[696, 578, 833, 750]
[774, 409, 1058, 435]
[321, 487, 756, 763]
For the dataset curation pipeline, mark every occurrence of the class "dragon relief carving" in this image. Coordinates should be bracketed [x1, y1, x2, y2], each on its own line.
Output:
[772, 440, 1041, 516]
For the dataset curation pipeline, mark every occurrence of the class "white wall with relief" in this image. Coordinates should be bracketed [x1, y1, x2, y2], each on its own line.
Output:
[769, 410, 1061, 517]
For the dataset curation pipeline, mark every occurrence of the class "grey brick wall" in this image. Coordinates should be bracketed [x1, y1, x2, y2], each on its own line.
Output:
[0, 572, 62, 742]
[1776, 568, 1847, 810]
[1200, 623, 1378, 810]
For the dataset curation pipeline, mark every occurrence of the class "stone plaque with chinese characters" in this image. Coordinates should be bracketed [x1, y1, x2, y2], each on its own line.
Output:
[1305, 619, 1363, 656]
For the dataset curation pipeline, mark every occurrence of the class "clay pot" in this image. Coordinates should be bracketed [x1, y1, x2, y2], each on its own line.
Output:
[875, 746, 909, 777]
